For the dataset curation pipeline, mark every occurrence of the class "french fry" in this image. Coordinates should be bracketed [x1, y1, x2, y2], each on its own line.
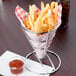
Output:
[36, 3, 49, 22]
[23, 18, 31, 30]
[41, 14, 47, 23]
[51, 2, 58, 25]
[41, 1, 44, 11]
[47, 16, 51, 25]
[46, 9, 52, 25]
[41, 23, 49, 32]
[29, 5, 31, 14]
[50, 1, 56, 13]
[34, 4, 49, 33]
[29, 5, 35, 25]
[28, 15, 34, 30]
[54, 2, 58, 25]
[46, 3, 49, 7]
[31, 5, 35, 23]
[50, 2, 56, 26]
[34, 12, 37, 21]
[51, 12, 55, 26]
[29, 5, 33, 24]
[48, 25, 54, 31]
[34, 21, 42, 33]
[28, 15, 33, 26]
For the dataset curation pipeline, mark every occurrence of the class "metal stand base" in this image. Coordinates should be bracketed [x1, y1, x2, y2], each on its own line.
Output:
[25, 50, 61, 75]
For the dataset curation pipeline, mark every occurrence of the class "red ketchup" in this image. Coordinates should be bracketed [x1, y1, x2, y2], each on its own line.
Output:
[9, 59, 24, 74]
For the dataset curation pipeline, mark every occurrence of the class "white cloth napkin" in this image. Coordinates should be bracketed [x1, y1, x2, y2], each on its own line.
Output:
[0, 50, 53, 76]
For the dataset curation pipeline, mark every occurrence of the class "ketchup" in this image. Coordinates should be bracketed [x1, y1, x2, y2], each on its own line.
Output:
[9, 59, 24, 74]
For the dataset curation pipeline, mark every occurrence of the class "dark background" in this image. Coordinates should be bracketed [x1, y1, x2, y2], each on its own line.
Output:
[0, 0, 76, 76]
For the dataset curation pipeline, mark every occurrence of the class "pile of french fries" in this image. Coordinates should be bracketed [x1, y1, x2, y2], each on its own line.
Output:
[23, 1, 58, 33]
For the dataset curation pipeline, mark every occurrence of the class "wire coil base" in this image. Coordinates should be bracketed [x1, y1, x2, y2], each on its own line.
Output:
[24, 50, 61, 75]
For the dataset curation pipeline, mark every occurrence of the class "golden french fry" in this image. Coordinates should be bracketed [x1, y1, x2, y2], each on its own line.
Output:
[48, 25, 54, 31]
[29, 5, 34, 24]
[50, 2, 58, 25]
[41, 14, 47, 23]
[54, 2, 58, 25]
[47, 12, 55, 30]
[34, 4, 49, 33]
[50, 2, 56, 26]
[29, 4, 35, 25]
[41, 1, 44, 11]
[34, 12, 37, 21]
[29, 5, 31, 14]
[41, 23, 49, 32]
[50, 1, 56, 13]
[47, 16, 51, 25]
[28, 15, 33, 26]
[51, 13, 55, 25]
[36, 3, 49, 22]
[45, 9, 52, 26]
[28, 15, 34, 30]
[23, 18, 31, 30]
[31, 5, 35, 23]
[46, 3, 49, 7]
[34, 21, 42, 33]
